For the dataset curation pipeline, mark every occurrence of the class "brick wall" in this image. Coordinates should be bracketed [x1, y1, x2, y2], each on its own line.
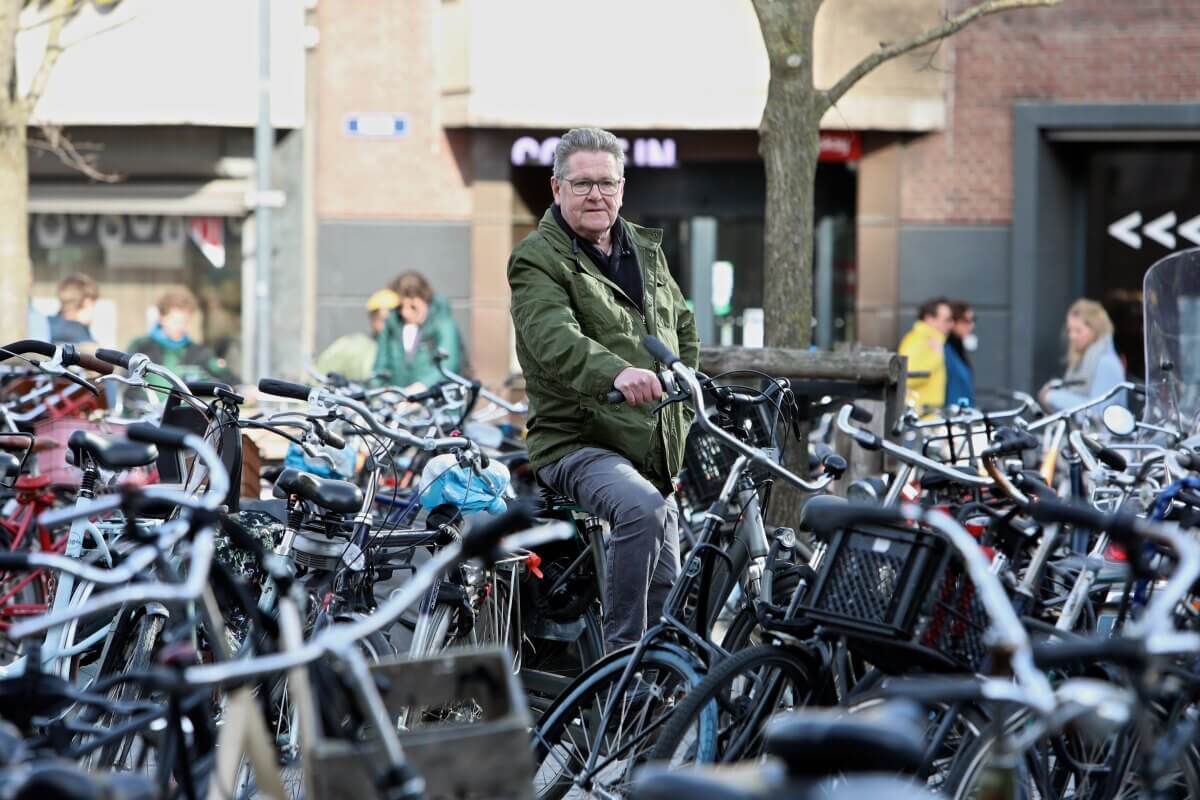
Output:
[315, 0, 472, 221]
[901, 0, 1200, 224]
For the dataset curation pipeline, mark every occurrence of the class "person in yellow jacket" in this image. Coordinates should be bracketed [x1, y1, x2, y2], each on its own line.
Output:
[899, 297, 954, 413]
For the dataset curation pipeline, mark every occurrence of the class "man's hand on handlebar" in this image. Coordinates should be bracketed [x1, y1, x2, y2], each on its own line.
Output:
[613, 367, 663, 406]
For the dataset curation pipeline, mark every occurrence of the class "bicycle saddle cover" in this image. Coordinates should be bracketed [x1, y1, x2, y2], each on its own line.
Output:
[66, 431, 158, 471]
[273, 468, 364, 515]
[764, 700, 927, 777]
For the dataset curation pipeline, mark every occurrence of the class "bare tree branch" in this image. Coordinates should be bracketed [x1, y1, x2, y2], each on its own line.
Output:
[21, 0, 73, 115]
[0, 0, 23, 106]
[820, 0, 1062, 112]
[28, 121, 122, 182]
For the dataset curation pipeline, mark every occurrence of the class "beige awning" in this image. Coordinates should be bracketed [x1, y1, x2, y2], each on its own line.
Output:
[28, 180, 251, 216]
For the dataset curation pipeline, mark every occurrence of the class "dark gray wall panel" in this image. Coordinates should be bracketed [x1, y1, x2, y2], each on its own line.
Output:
[316, 219, 471, 351]
[898, 225, 1011, 307]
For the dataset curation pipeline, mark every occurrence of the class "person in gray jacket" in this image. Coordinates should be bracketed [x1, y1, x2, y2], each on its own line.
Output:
[1040, 298, 1125, 414]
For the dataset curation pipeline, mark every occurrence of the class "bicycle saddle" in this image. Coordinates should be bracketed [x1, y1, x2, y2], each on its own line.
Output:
[273, 468, 364, 515]
[0, 436, 54, 454]
[796, 493, 847, 533]
[631, 762, 779, 800]
[66, 431, 158, 472]
[763, 700, 927, 777]
[631, 765, 933, 800]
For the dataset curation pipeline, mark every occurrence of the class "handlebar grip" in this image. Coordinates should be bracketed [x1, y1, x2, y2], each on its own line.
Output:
[317, 425, 346, 450]
[1029, 498, 1140, 545]
[642, 335, 680, 367]
[879, 676, 987, 706]
[127, 422, 191, 450]
[0, 552, 32, 570]
[461, 501, 537, 560]
[71, 352, 115, 375]
[982, 427, 1040, 458]
[848, 404, 874, 424]
[1031, 637, 1144, 669]
[1095, 447, 1127, 472]
[186, 380, 232, 398]
[258, 378, 313, 401]
[0, 340, 56, 360]
[94, 348, 132, 369]
[599, 389, 626, 405]
[405, 384, 445, 403]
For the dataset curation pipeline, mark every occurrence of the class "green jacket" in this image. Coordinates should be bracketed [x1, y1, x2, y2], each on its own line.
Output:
[508, 208, 699, 489]
[316, 333, 378, 382]
[373, 295, 463, 388]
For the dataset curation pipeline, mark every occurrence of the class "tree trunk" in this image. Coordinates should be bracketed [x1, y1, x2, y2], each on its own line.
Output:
[752, 0, 823, 528]
[0, 111, 30, 344]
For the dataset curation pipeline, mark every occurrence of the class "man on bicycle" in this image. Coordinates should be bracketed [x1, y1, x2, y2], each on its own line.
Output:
[507, 127, 699, 652]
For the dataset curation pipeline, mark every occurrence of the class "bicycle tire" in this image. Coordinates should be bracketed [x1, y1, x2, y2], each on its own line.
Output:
[88, 611, 164, 770]
[532, 646, 716, 800]
[650, 642, 818, 766]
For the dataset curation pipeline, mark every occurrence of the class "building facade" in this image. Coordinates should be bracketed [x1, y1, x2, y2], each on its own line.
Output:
[859, 0, 1200, 393]
[310, 0, 949, 388]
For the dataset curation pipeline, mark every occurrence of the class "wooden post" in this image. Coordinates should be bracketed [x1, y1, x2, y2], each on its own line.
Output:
[697, 346, 906, 495]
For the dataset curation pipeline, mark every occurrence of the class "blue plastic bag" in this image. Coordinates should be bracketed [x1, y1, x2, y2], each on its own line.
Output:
[417, 453, 510, 516]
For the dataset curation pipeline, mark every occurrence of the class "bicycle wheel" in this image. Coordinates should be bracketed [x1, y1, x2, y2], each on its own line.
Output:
[532, 646, 717, 799]
[651, 642, 819, 766]
[945, 694, 1200, 800]
[85, 610, 165, 771]
[0, 526, 49, 664]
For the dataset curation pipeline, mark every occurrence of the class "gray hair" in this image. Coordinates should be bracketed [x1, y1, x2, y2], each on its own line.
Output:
[552, 127, 625, 179]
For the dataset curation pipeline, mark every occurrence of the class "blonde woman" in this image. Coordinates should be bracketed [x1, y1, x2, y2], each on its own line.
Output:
[1039, 299, 1126, 413]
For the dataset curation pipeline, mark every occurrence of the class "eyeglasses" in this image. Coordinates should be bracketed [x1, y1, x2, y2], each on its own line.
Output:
[560, 177, 623, 197]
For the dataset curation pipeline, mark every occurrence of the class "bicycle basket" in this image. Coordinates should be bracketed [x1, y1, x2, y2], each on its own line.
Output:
[679, 402, 780, 509]
[799, 521, 988, 673]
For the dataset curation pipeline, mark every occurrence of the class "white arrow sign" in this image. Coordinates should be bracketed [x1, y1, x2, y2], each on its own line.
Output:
[1108, 211, 1142, 250]
[1179, 214, 1200, 247]
[1144, 211, 1177, 249]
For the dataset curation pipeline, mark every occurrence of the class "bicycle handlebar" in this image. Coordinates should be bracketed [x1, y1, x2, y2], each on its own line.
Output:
[1026, 382, 1136, 433]
[836, 405, 994, 488]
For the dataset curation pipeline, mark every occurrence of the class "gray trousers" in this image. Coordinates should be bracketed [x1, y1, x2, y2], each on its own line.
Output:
[539, 447, 681, 651]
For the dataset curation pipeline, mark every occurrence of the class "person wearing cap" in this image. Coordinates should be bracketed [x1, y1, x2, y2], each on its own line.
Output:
[315, 288, 399, 381]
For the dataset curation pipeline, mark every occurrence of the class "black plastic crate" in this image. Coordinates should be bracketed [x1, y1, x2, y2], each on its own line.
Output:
[800, 522, 988, 673]
[678, 403, 780, 509]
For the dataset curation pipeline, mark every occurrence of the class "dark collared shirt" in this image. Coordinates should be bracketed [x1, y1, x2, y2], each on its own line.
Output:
[552, 204, 644, 314]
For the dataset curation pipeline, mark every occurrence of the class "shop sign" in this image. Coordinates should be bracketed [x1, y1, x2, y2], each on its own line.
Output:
[189, 217, 226, 269]
[818, 132, 860, 162]
[511, 136, 677, 169]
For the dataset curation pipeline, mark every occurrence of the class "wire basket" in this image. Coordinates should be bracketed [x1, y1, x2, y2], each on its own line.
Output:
[678, 402, 781, 510]
[800, 522, 988, 673]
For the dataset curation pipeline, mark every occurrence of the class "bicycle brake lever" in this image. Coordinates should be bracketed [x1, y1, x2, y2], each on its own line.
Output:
[650, 389, 689, 415]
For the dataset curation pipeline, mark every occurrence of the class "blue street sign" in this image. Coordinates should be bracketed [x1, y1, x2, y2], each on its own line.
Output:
[344, 113, 410, 138]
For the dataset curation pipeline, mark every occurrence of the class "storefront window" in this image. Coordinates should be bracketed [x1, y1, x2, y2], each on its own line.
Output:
[511, 154, 857, 349]
[29, 213, 244, 361]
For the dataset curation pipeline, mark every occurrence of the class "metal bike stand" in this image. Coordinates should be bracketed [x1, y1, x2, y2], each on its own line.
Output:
[302, 646, 534, 800]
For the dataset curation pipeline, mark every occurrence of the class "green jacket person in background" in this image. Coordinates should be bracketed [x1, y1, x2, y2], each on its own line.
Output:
[373, 271, 464, 391]
[127, 286, 239, 389]
[508, 127, 699, 652]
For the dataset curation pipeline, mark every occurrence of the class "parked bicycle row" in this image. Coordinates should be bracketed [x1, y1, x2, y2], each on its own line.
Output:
[0, 248, 1198, 800]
